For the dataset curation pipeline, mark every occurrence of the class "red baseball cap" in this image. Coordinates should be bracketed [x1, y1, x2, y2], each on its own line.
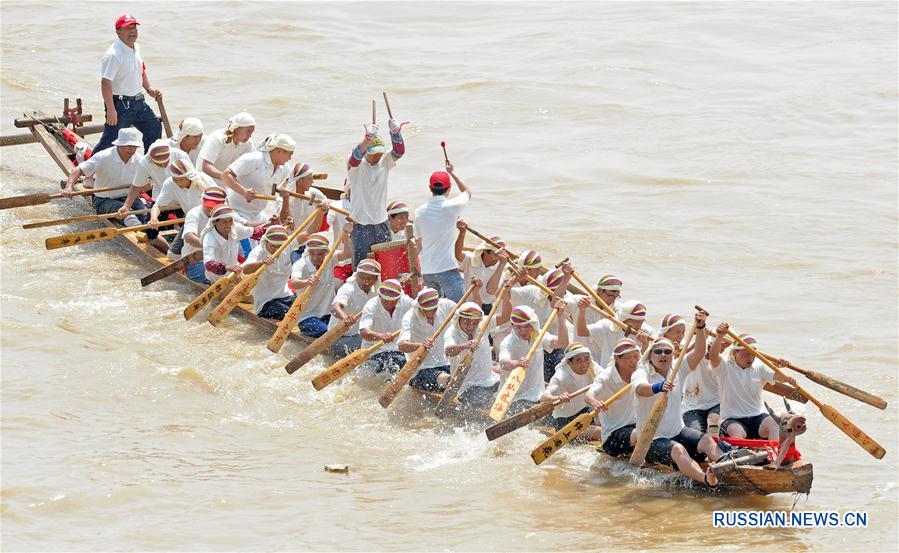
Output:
[429, 171, 451, 191]
[115, 14, 140, 29]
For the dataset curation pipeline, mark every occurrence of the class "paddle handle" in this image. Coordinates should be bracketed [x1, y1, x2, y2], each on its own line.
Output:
[155, 96, 173, 137]
[51, 183, 132, 199]
[257, 191, 348, 216]
[524, 309, 558, 362]
[285, 311, 362, 374]
[183, 272, 236, 320]
[310, 332, 399, 391]
[382, 92, 393, 119]
[23, 207, 154, 229]
[372, 99, 376, 124]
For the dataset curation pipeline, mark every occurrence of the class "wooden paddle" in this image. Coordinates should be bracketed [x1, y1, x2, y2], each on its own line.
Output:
[140, 250, 203, 287]
[755, 350, 887, 410]
[717, 323, 886, 460]
[311, 331, 401, 391]
[45, 217, 184, 250]
[23, 207, 164, 229]
[372, 99, 377, 124]
[434, 284, 510, 418]
[531, 383, 634, 465]
[382, 92, 394, 119]
[378, 285, 477, 408]
[489, 309, 559, 422]
[266, 223, 348, 353]
[630, 315, 701, 466]
[404, 223, 422, 296]
[254, 189, 347, 215]
[485, 384, 592, 441]
[155, 96, 173, 138]
[208, 208, 324, 326]
[285, 311, 363, 374]
[183, 272, 239, 320]
[1, 184, 131, 210]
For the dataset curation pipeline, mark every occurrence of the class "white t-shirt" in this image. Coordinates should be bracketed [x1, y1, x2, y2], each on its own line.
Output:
[413, 193, 470, 274]
[580, 319, 655, 368]
[78, 147, 141, 199]
[244, 244, 293, 314]
[100, 39, 143, 96]
[290, 254, 338, 321]
[390, 228, 406, 242]
[632, 363, 687, 440]
[399, 298, 456, 370]
[589, 364, 638, 443]
[202, 223, 253, 282]
[275, 186, 327, 236]
[132, 157, 170, 199]
[360, 295, 414, 352]
[181, 205, 208, 256]
[681, 350, 720, 412]
[326, 276, 376, 335]
[154, 173, 211, 213]
[460, 251, 502, 305]
[197, 129, 255, 184]
[347, 154, 396, 225]
[169, 136, 208, 167]
[226, 151, 286, 224]
[712, 356, 776, 420]
[545, 362, 595, 418]
[445, 321, 498, 396]
[498, 331, 556, 403]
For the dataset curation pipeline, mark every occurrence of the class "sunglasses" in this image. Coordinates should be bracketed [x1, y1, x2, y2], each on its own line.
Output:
[652, 348, 674, 355]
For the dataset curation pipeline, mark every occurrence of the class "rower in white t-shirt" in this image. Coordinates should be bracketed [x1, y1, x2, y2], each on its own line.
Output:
[413, 160, 471, 302]
[169, 117, 207, 166]
[242, 226, 295, 318]
[181, 185, 227, 284]
[398, 289, 456, 393]
[276, 162, 328, 263]
[708, 323, 797, 440]
[197, 112, 256, 185]
[224, 134, 294, 226]
[454, 222, 508, 313]
[290, 232, 352, 338]
[541, 343, 601, 440]
[200, 204, 254, 283]
[585, 339, 640, 457]
[386, 201, 411, 242]
[327, 259, 382, 356]
[575, 297, 655, 368]
[359, 279, 413, 375]
[444, 298, 500, 410]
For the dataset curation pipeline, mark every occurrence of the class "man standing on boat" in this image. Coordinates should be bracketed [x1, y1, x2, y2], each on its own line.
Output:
[413, 160, 471, 302]
[93, 14, 162, 154]
[346, 119, 405, 268]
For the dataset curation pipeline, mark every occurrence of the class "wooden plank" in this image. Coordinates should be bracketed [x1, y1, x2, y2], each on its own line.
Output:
[29, 124, 73, 176]
[15, 114, 93, 128]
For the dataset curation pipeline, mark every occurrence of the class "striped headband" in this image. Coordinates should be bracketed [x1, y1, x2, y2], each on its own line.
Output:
[484, 236, 505, 252]
[622, 301, 647, 321]
[209, 204, 237, 221]
[202, 185, 227, 202]
[386, 201, 409, 216]
[520, 250, 542, 268]
[168, 158, 195, 178]
[378, 279, 404, 300]
[304, 233, 331, 251]
[148, 143, 171, 166]
[416, 288, 440, 310]
[291, 162, 312, 181]
[564, 343, 591, 361]
[613, 338, 640, 357]
[357, 259, 382, 276]
[732, 334, 758, 351]
[510, 307, 534, 326]
[650, 338, 676, 352]
[458, 302, 484, 320]
[659, 314, 685, 334]
[543, 268, 565, 290]
[596, 275, 622, 291]
[264, 225, 290, 245]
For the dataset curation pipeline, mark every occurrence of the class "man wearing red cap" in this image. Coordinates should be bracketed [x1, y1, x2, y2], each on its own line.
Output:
[93, 14, 163, 154]
[413, 160, 472, 302]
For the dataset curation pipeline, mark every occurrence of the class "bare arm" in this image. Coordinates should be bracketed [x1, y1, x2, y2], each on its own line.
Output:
[446, 161, 471, 199]
[686, 312, 708, 370]
[708, 322, 729, 368]
[63, 167, 85, 195]
[202, 159, 224, 182]
[548, 300, 570, 350]
[101, 79, 117, 126]
[454, 220, 467, 263]
[184, 231, 202, 249]
[485, 251, 508, 296]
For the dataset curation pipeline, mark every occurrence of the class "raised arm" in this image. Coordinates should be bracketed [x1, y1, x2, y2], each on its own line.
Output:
[548, 299, 570, 350]
[454, 219, 467, 263]
[347, 125, 376, 169]
[708, 322, 729, 368]
[445, 160, 470, 199]
[388, 118, 405, 160]
[485, 250, 508, 296]
[685, 311, 708, 370]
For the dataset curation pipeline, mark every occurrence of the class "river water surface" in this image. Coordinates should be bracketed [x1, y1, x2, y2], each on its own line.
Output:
[1, 2, 897, 552]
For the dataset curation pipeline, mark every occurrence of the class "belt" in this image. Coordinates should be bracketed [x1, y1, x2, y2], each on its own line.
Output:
[114, 93, 144, 101]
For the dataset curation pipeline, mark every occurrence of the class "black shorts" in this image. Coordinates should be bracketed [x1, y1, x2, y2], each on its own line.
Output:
[552, 406, 590, 430]
[368, 351, 408, 375]
[646, 427, 706, 468]
[458, 382, 500, 410]
[721, 413, 769, 439]
[543, 348, 564, 382]
[602, 424, 636, 457]
[409, 365, 450, 392]
[683, 404, 720, 433]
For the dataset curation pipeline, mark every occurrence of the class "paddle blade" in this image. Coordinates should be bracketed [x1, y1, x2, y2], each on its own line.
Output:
[45, 226, 117, 250]
[183, 273, 233, 320]
[629, 393, 668, 466]
[378, 347, 425, 408]
[489, 367, 526, 422]
[266, 288, 312, 353]
[434, 352, 475, 418]
[763, 382, 808, 404]
[207, 272, 259, 326]
[285, 312, 359, 374]
[141, 250, 202, 287]
[485, 400, 556, 441]
[311, 348, 372, 391]
[805, 371, 887, 410]
[531, 410, 597, 465]
[819, 403, 886, 459]
[0, 192, 50, 209]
